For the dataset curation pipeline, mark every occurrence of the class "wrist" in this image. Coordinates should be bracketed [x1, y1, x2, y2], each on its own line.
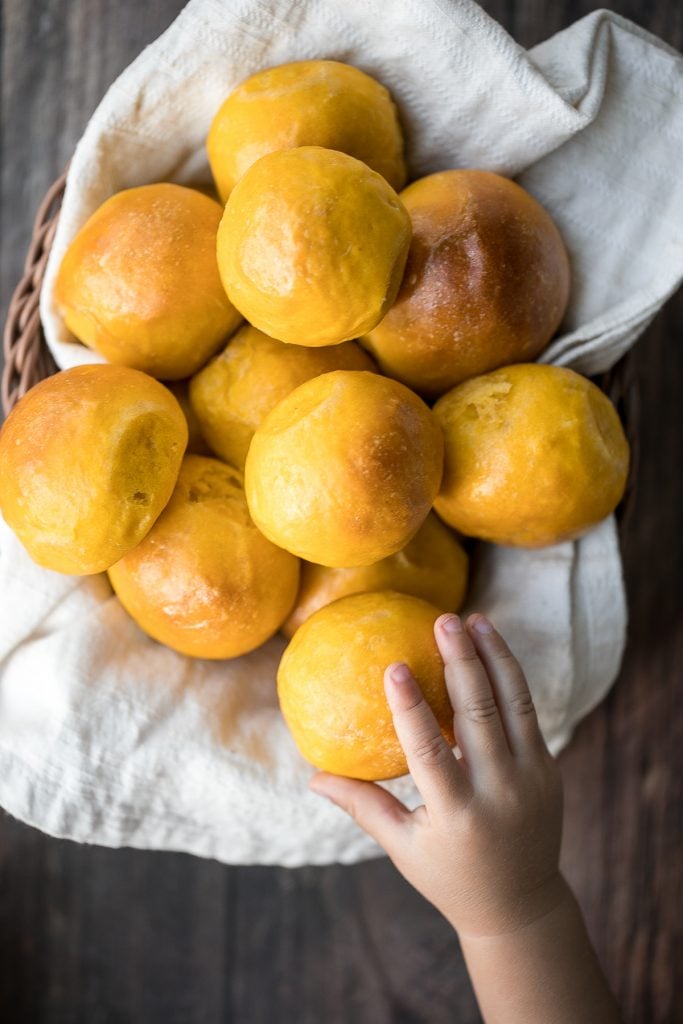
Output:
[449, 870, 571, 941]
[457, 876, 623, 1024]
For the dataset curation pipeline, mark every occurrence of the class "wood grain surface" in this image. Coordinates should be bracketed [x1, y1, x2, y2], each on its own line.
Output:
[1, 2, 681, 1021]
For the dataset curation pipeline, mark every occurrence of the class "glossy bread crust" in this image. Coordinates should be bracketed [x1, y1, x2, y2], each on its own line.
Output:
[108, 455, 300, 659]
[434, 363, 629, 547]
[283, 512, 468, 637]
[278, 590, 455, 780]
[189, 325, 374, 469]
[207, 59, 406, 201]
[217, 147, 412, 347]
[364, 170, 570, 396]
[245, 370, 444, 567]
[54, 184, 242, 380]
[0, 365, 188, 574]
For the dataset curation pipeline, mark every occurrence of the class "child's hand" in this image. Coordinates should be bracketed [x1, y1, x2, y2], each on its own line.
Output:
[310, 612, 623, 1024]
[309, 612, 564, 938]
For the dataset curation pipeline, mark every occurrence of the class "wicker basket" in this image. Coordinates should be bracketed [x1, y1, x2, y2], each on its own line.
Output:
[1, 171, 639, 528]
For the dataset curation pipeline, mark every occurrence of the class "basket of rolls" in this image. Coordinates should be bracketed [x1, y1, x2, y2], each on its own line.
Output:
[0, 0, 681, 866]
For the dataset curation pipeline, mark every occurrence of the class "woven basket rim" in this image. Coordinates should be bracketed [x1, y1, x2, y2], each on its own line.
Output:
[1, 169, 67, 414]
[1, 169, 640, 531]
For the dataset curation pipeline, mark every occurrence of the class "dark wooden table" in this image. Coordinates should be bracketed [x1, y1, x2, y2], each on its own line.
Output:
[1, 2, 681, 1021]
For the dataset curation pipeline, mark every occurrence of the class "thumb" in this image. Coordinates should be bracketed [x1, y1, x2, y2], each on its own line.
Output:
[309, 772, 409, 854]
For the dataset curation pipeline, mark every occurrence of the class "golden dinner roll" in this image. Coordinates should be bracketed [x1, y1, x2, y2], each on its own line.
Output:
[278, 590, 455, 780]
[363, 170, 571, 396]
[108, 456, 300, 659]
[207, 59, 406, 201]
[189, 324, 375, 469]
[245, 370, 444, 567]
[54, 184, 242, 380]
[217, 147, 411, 346]
[0, 365, 187, 574]
[434, 364, 629, 547]
[283, 513, 468, 637]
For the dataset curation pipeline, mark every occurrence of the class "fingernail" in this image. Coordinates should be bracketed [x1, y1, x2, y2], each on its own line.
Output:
[389, 662, 413, 685]
[472, 615, 494, 634]
[440, 614, 463, 634]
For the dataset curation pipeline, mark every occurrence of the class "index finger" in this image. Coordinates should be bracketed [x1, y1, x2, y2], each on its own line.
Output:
[385, 662, 470, 815]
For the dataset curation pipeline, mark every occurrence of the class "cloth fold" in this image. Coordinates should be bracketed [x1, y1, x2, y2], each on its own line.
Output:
[1, 0, 681, 865]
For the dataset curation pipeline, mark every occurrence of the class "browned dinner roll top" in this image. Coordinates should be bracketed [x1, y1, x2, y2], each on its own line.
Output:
[363, 169, 570, 397]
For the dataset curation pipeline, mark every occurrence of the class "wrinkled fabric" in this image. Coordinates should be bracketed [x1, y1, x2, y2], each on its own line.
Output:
[0, 0, 680, 865]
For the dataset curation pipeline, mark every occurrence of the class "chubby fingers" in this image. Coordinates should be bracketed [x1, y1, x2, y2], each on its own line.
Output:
[383, 662, 468, 814]
[434, 613, 511, 777]
[466, 614, 546, 759]
[308, 771, 409, 853]
[309, 661, 467, 839]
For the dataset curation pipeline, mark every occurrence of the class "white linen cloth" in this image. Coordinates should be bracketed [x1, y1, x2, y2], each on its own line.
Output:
[0, 0, 680, 865]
